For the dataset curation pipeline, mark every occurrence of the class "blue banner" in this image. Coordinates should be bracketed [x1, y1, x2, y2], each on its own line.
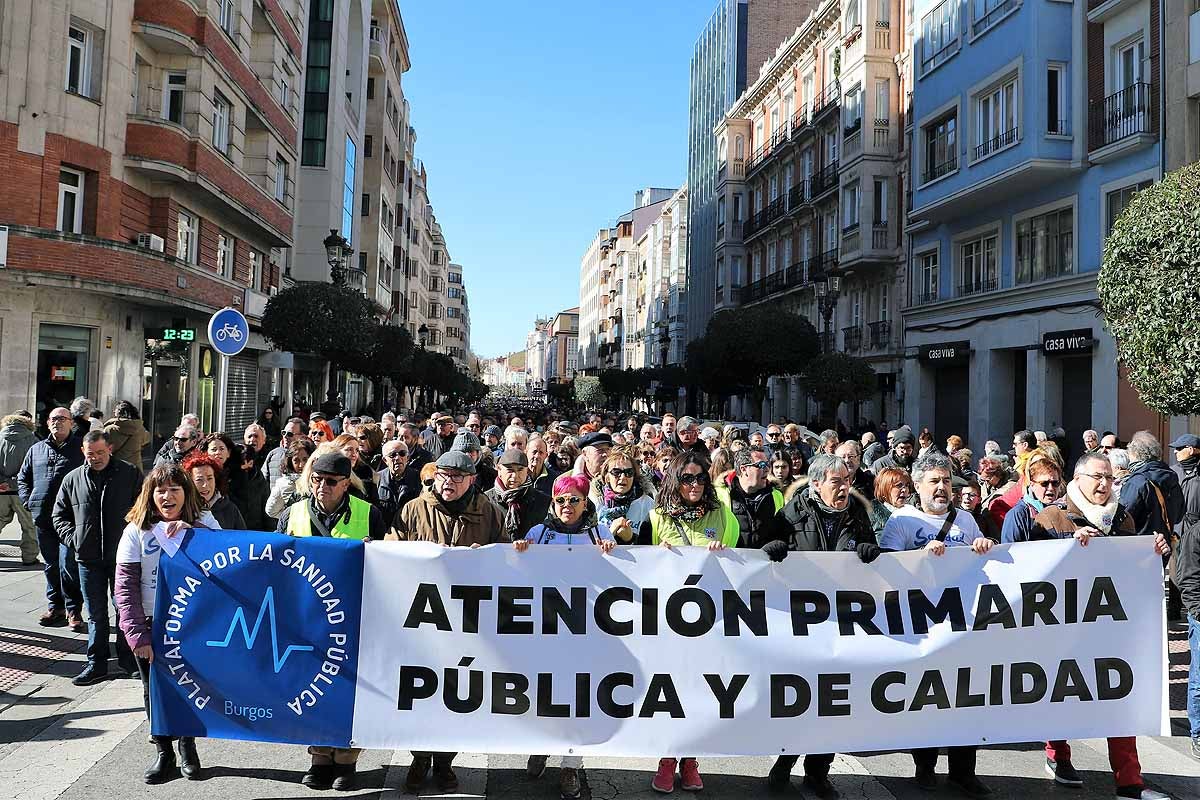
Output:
[150, 530, 364, 746]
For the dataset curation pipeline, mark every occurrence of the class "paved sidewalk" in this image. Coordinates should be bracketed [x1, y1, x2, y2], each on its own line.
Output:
[1, 521, 1197, 800]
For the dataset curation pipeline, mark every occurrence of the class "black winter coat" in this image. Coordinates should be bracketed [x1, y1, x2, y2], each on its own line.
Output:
[723, 479, 787, 548]
[51, 460, 140, 562]
[18, 433, 84, 528]
[1119, 459, 1185, 537]
[485, 485, 552, 540]
[210, 494, 247, 530]
[1175, 463, 1200, 618]
[778, 485, 874, 553]
[377, 467, 421, 527]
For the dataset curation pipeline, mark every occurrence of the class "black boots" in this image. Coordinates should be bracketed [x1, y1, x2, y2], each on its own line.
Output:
[144, 738, 179, 784]
[177, 737, 202, 779]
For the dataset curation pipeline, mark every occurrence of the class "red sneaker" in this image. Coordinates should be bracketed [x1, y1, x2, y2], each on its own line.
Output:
[680, 759, 704, 792]
[652, 758, 677, 793]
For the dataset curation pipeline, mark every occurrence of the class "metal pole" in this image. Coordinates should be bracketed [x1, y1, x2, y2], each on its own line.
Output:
[216, 354, 229, 432]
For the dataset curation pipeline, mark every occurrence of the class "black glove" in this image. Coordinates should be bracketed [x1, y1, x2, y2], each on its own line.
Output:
[762, 540, 789, 562]
[856, 542, 882, 564]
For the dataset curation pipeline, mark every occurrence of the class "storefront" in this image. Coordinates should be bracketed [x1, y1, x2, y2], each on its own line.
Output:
[1041, 328, 1095, 453]
[918, 341, 971, 446]
[36, 323, 95, 423]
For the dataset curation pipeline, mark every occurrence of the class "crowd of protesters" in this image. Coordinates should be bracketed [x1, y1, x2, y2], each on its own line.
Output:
[0, 397, 1195, 799]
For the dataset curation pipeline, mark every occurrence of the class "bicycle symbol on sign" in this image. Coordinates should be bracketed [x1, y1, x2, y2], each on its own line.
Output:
[215, 323, 244, 343]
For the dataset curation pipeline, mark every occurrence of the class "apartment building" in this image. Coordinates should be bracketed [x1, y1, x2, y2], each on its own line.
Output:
[0, 0, 303, 447]
[545, 308, 580, 383]
[904, 0, 1162, 451]
[1164, 1, 1200, 171]
[632, 185, 690, 367]
[578, 189, 673, 375]
[445, 262, 471, 366]
[713, 0, 909, 424]
[687, 0, 822, 352]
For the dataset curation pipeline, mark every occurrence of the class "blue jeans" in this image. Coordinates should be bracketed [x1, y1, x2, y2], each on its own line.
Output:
[76, 559, 134, 671]
[1189, 614, 1200, 740]
[36, 526, 81, 613]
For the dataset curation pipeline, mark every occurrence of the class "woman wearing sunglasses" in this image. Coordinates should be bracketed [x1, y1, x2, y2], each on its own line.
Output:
[645, 451, 738, 793]
[593, 449, 654, 545]
[998, 450, 1066, 544]
[513, 472, 614, 800]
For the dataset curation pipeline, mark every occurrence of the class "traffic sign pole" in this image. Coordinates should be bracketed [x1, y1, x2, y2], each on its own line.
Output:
[207, 306, 250, 433]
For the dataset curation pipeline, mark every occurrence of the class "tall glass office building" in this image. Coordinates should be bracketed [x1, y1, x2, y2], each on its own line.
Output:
[685, 0, 748, 346]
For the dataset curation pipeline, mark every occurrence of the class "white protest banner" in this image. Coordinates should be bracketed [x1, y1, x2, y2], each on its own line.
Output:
[350, 537, 1168, 756]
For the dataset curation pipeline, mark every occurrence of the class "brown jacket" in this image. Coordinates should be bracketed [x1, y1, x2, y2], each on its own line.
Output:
[102, 418, 150, 472]
[1032, 492, 1135, 539]
[387, 488, 509, 547]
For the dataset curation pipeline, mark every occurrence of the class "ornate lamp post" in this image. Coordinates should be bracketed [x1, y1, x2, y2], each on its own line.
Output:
[814, 274, 841, 352]
[324, 229, 353, 286]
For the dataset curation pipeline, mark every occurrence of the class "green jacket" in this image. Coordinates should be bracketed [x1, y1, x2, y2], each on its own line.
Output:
[649, 504, 740, 547]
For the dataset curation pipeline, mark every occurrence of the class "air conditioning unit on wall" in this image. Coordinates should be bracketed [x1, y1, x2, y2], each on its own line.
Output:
[137, 232, 165, 253]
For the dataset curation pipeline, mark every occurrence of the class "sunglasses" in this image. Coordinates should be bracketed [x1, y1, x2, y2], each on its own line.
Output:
[310, 475, 344, 487]
[172, 435, 193, 442]
[609, 468, 635, 478]
[748, 460, 770, 470]
[356, 435, 370, 442]
[766, 432, 780, 438]
[1033, 478, 1061, 489]
[679, 473, 709, 486]
[386, 451, 409, 459]
[554, 496, 584, 506]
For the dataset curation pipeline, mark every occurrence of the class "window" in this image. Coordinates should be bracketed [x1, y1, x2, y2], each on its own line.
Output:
[767, 242, 777, 274]
[1016, 206, 1073, 283]
[342, 136, 356, 242]
[361, 193, 371, 217]
[844, 83, 863, 133]
[367, 77, 375, 100]
[66, 25, 94, 97]
[1047, 64, 1066, 134]
[873, 178, 888, 224]
[845, 0, 860, 29]
[448, 271, 462, 283]
[212, 91, 232, 155]
[878, 0, 890, 25]
[218, 0, 235, 35]
[163, 72, 186, 124]
[279, 65, 292, 109]
[732, 193, 743, 223]
[447, 286, 462, 299]
[769, 173, 779, 202]
[801, 74, 814, 118]
[875, 79, 890, 123]
[274, 155, 288, 203]
[1106, 180, 1152, 234]
[923, 113, 957, 183]
[717, 196, 726, 231]
[958, 233, 997, 294]
[176, 209, 198, 264]
[918, 250, 939, 302]
[731, 255, 742, 287]
[217, 233, 234, 278]
[878, 282, 889, 322]
[448, 306, 462, 319]
[57, 167, 84, 234]
[920, 1, 959, 75]
[249, 249, 264, 290]
[301, 0, 333, 166]
[842, 182, 860, 229]
[975, 76, 1017, 159]
[972, 0, 1016, 36]
[363, 134, 373, 158]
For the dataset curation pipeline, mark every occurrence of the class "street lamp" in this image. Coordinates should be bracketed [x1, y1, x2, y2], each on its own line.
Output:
[657, 320, 671, 366]
[324, 229, 353, 286]
[417, 323, 429, 349]
[815, 274, 841, 352]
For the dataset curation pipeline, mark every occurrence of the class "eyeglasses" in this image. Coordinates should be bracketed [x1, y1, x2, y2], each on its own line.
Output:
[386, 451, 409, 459]
[435, 471, 468, 483]
[312, 431, 328, 439]
[310, 475, 344, 487]
[679, 473, 710, 486]
[748, 460, 770, 470]
[553, 496, 584, 506]
[467, 424, 481, 431]
[1100, 446, 1113, 453]
[609, 467, 635, 478]
[172, 435, 192, 442]
[1079, 472, 1114, 483]
[1033, 478, 1062, 489]
[282, 431, 296, 439]
[49, 416, 72, 423]
[356, 435, 370, 442]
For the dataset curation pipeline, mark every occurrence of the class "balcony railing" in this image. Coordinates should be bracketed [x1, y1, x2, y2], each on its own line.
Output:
[868, 320, 891, 350]
[842, 326, 862, 352]
[844, 129, 862, 159]
[973, 126, 1019, 160]
[917, 290, 940, 305]
[957, 278, 997, 297]
[788, 180, 808, 211]
[791, 105, 811, 137]
[972, 0, 1017, 35]
[870, 223, 889, 250]
[842, 223, 860, 253]
[922, 155, 957, 184]
[812, 82, 841, 117]
[818, 332, 836, 353]
[1048, 118, 1070, 136]
[811, 161, 840, 196]
[1088, 82, 1155, 151]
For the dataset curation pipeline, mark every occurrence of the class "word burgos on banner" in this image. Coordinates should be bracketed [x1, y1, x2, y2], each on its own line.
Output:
[395, 575, 1134, 721]
[160, 542, 351, 720]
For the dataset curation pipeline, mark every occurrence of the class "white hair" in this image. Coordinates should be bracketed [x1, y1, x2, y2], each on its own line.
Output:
[1107, 448, 1131, 472]
[69, 396, 94, 418]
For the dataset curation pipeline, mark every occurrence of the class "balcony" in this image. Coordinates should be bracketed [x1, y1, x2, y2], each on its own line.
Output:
[790, 105, 811, 139]
[916, 291, 940, 305]
[973, 126, 1019, 161]
[868, 320, 891, 350]
[369, 27, 386, 63]
[788, 180, 808, 214]
[812, 82, 840, 121]
[871, 223, 890, 250]
[1088, 82, 1156, 162]
[957, 278, 997, 297]
[818, 332, 836, 353]
[842, 325, 862, 352]
[810, 161, 840, 198]
[842, 223, 860, 253]
[346, 267, 367, 293]
[844, 128, 862, 160]
[1048, 118, 1070, 136]
[922, 155, 957, 185]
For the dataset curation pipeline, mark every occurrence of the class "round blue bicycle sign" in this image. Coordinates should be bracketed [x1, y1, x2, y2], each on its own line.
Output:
[207, 307, 249, 357]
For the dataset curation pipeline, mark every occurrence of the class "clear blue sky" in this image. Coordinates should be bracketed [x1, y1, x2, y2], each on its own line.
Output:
[399, 1, 716, 358]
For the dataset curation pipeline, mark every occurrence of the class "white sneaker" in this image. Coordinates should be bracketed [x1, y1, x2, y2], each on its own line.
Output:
[1116, 789, 1171, 800]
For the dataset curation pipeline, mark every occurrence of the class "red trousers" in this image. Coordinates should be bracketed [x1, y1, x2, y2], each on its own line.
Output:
[1046, 737, 1142, 788]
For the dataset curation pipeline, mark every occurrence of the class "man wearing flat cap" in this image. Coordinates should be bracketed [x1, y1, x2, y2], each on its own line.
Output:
[276, 451, 386, 792]
[389, 450, 508, 793]
[485, 449, 551, 541]
[575, 431, 613, 482]
[422, 414, 457, 459]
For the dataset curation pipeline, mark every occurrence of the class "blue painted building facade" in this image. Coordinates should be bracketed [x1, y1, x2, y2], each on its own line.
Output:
[903, 0, 1161, 453]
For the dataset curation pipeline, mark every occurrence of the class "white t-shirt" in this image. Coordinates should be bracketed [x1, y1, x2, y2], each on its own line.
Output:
[878, 504, 983, 552]
[116, 513, 220, 611]
[525, 522, 613, 545]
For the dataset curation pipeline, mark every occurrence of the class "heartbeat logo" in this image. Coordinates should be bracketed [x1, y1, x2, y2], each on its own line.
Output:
[205, 586, 314, 673]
